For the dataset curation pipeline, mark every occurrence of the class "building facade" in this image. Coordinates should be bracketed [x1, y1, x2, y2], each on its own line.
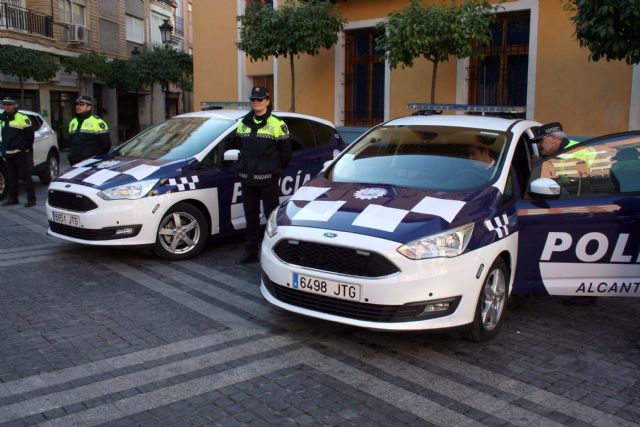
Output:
[193, 0, 638, 137]
[0, 0, 191, 147]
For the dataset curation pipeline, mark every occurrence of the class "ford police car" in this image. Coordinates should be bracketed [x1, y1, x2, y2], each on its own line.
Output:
[46, 109, 346, 260]
[260, 106, 640, 341]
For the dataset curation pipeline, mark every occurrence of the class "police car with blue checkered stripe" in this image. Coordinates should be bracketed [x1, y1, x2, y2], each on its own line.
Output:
[260, 104, 640, 341]
[45, 108, 346, 260]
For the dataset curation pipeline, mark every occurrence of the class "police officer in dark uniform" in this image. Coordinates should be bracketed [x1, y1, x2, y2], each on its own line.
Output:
[235, 86, 291, 263]
[0, 97, 35, 207]
[68, 95, 111, 165]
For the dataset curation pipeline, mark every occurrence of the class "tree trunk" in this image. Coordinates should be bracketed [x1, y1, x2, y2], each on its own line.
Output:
[430, 60, 439, 104]
[19, 76, 25, 106]
[150, 84, 155, 125]
[289, 55, 295, 112]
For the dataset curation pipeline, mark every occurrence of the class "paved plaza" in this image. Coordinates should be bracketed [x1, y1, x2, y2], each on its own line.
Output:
[0, 178, 639, 426]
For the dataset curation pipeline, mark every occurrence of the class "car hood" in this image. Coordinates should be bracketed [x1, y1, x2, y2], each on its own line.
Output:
[278, 177, 499, 244]
[55, 156, 193, 191]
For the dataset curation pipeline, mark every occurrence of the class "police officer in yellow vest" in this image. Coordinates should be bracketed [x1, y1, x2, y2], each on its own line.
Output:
[0, 97, 35, 207]
[235, 86, 291, 263]
[532, 122, 581, 158]
[68, 95, 111, 165]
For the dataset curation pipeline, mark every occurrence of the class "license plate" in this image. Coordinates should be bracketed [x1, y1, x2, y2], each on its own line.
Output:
[51, 211, 81, 227]
[291, 272, 361, 302]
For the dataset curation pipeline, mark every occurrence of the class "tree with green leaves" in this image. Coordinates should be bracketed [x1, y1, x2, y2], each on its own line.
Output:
[565, 0, 640, 65]
[61, 51, 109, 93]
[238, 0, 346, 112]
[128, 47, 193, 123]
[0, 45, 57, 106]
[376, 0, 495, 103]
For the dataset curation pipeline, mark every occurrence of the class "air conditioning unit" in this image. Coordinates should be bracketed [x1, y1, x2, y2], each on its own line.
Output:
[68, 24, 88, 44]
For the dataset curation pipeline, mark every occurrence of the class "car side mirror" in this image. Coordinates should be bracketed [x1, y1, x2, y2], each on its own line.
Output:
[223, 149, 240, 162]
[528, 177, 561, 199]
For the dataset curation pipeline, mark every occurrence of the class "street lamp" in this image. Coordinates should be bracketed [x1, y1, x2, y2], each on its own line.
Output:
[159, 19, 173, 119]
[159, 19, 173, 46]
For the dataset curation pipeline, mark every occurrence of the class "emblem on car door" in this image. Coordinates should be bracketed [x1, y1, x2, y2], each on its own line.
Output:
[324, 232, 337, 238]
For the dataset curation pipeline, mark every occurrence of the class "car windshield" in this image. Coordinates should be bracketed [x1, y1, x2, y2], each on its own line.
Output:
[114, 117, 234, 160]
[328, 125, 509, 191]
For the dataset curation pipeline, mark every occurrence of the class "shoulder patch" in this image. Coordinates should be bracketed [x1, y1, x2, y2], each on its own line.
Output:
[99, 122, 106, 130]
[24, 117, 31, 126]
[281, 124, 289, 134]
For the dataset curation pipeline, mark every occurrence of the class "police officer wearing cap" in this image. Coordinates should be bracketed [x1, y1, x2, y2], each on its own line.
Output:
[532, 122, 580, 158]
[0, 97, 36, 207]
[68, 95, 111, 165]
[234, 86, 291, 263]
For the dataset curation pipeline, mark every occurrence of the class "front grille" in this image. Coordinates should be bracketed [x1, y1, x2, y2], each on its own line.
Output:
[273, 240, 399, 277]
[48, 190, 98, 212]
[262, 272, 460, 322]
[49, 222, 141, 241]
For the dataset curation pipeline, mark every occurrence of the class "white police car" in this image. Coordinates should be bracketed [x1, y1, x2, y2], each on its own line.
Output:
[260, 107, 640, 340]
[45, 109, 346, 260]
[0, 110, 60, 199]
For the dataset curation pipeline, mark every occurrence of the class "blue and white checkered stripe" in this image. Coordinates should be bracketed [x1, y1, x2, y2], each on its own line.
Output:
[484, 214, 510, 238]
[169, 176, 199, 191]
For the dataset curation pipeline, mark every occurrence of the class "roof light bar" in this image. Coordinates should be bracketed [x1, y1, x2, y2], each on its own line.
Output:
[201, 101, 252, 110]
[408, 103, 526, 114]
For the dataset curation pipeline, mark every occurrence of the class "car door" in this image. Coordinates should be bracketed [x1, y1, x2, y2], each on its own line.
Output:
[25, 114, 46, 165]
[514, 132, 640, 297]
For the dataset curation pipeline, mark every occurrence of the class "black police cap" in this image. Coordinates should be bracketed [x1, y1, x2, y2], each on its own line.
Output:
[249, 86, 270, 100]
[1, 97, 16, 105]
[75, 95, 93, 105]
[532, 122, 563, 140]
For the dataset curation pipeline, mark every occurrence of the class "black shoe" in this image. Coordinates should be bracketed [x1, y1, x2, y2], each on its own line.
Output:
[24, 200, 36, 207]
[2, 199, 18, 206]
[238, 252, 259, 264]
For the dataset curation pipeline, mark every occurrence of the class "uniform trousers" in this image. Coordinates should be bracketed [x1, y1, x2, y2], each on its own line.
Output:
[5, 152, 34, 202]
[241, 182, 279, 255]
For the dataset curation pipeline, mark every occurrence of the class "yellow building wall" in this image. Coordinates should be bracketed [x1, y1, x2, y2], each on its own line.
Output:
[535, 2, 631, 136]
[246, 57, 273, 77]
[193, 0, 635, 135]
[276, 49, 335, 117]
[192, 0, 239, 109]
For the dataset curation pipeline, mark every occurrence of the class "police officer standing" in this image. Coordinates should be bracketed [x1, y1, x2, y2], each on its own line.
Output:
[68, 95, 111, 165]
[235, 86, 291, 263]
[0, 97, 35, 207]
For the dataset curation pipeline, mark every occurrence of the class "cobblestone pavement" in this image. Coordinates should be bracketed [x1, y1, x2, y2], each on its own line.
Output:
[0, 177, 639, 426]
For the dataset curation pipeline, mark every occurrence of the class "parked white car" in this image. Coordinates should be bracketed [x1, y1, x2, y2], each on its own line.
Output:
[0, 110, 60, 199]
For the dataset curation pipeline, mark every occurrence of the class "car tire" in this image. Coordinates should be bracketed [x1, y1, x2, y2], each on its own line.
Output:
[39, 151, 60, 185]
[0, 163, 6, 200]
[153, 202, 209, 261]
[465, 257, 509, 342]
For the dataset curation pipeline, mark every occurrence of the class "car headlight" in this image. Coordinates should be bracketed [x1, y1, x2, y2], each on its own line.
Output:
[397, 223, 474, 260]
[97, 179, 159, 200]
[265, 208, 279, 238]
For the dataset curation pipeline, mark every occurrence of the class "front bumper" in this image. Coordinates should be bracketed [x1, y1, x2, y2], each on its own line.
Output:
[45, 181, 164, 246]
[260, 225, 504, 331]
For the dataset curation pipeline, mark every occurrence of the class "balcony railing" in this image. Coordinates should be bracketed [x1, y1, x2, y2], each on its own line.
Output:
[0, 3, 53, 38]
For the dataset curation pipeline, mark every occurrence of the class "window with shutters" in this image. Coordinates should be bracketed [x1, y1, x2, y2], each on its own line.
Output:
[468, 11, 530, 109]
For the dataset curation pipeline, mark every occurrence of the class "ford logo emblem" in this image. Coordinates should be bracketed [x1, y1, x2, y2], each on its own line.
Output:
[65, 184, 71, 188]
[324, 232, 337, 238]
